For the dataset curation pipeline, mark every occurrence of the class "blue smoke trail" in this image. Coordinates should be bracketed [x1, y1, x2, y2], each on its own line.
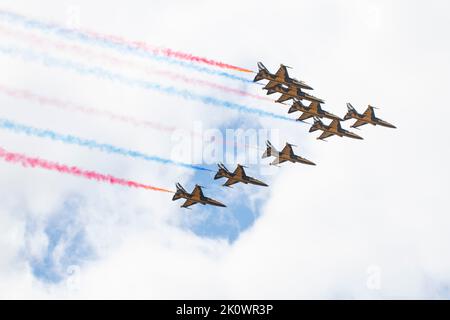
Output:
[0, 118, 213, 172]
[0, 9, 253, 84]
[0, 45, 295, 122]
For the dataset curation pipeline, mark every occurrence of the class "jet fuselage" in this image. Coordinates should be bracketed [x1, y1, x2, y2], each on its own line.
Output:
[290, 101, 342, 121]
[312, 122, 363, 140]
[268, 85, 324, 103]
[345, 113, 396, 128]
[256, 72, 313, 90]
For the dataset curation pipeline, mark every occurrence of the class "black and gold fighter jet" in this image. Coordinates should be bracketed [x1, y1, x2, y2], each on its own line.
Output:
[264, 83, 324, 104]
[172, 183, 226, 209]
[309, 118, 363, 140]
[288, 100, 342, 122]
[253, 62, 314, 90]
[262, 140, 316, 166]
[344, 103, 396, 129]
[214, 163, 268, 187]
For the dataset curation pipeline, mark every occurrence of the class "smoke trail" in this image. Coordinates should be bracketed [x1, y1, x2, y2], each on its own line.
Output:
[85, 29, 253, 73]
[0, 84, 177, 133]
[0, 45, 295, 122]
[0, 118, 213, 172]
[0, 146, 173, 193]
[0, 9, 254, 83]
[0, 85, 263, 152]
[0, 25, 271, 102]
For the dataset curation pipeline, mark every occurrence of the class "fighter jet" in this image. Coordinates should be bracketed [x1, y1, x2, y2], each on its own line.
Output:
[253, 62, 314, 90]
[264, 83, 324, 104]
[344, 103, 396, 129]
[172, 183, 226, 209]
[262, 140, 316, 166]
[214, 163, 268, 187]
[288, 100, 342, 122]
[309, 118, 363, 140]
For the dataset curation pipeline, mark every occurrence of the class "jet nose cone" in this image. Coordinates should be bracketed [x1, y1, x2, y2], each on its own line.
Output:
[386, 123, 397, 129]
[347, 132, 363, 140]
[305, 159, 317, 165]
[210, 199, 227, 207]
[301, 84, 314, 90]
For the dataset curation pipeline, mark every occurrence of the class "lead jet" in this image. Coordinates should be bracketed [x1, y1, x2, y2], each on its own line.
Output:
[253, 62, 314, 90]
[288, 100, 342, 122]
[214, 163, 268, 187]
[265, 83, 324, 104]
[309, 118, 363, 140]
[262, 140, 316, 166]
[172, 183, 226, 209]
[344, 103, 396, 129]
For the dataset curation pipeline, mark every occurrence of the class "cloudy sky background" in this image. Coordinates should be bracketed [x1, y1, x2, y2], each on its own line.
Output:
[0, 0, 449, 299]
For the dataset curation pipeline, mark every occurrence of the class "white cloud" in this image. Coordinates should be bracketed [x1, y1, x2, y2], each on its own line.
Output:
[0, 0, 449, 299]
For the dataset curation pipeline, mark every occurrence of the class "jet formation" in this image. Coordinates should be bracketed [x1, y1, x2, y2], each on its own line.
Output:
[254, 62, 395, 141]
[172, 62, 396, 209]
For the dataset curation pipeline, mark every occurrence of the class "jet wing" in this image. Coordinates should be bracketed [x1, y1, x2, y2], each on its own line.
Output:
[298, 112, 313, 121]
[363, 106, 376, 120]
[317, 131, 335, 140]
[351, 119, 368, 128]
[276, 94, 293, 103]
[181, 199, 198, 208]
[264, 80, 278, 89]
[223, 178, 240, 187]
[234, 165, 247, 179]
[329, 119, 342, 131]
[308, 101, 320, 112]
[280, 144, 294, 158]
[191, 185, 205, 200]
[275, 65, 289, 81]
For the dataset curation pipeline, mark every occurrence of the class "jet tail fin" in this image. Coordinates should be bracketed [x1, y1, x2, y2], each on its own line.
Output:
[214, 163, 230, 180]
[344, 103, 357, 120]
[309, 117, 321, 132]
[172, 183, 187, 201]
[262, 140, 277, 158]
[253, 62, 268, 82]
[257, 62, 268, 72]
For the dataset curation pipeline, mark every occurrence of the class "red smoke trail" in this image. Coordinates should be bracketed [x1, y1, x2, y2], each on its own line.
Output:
[83, 30, 253, 73]
[0, 146, 174, 193]
[0, 25, 269, 102]
[0, 9, 253, 73]
[0, 26, 273, 102]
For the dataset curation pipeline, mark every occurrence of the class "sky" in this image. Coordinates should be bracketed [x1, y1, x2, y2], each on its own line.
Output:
[0, 0, 449, 299]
